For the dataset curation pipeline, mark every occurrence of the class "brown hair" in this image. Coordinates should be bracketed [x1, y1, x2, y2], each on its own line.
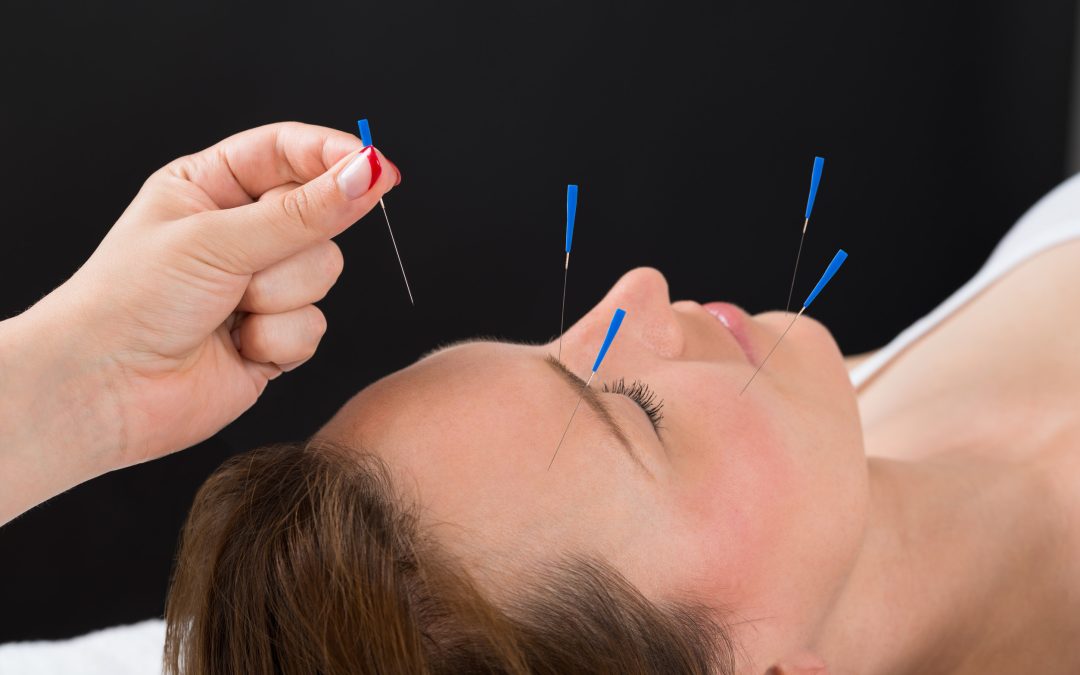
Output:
[164, 440, 737, 674]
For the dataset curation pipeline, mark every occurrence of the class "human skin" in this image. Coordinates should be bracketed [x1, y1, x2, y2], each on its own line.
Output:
[318, 267, 870, 672]
[320, 246, 1080, 673]
[4, 118, 1079, 671]
[0, 123, 401, 525]
[822, 238, 1080, 674]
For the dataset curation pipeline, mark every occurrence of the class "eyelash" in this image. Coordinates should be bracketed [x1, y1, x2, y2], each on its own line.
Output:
[601, 378, 665, 430]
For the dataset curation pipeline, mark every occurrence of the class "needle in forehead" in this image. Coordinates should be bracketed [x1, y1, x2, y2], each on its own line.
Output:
[548, 307, 626, 470]
[558, 184, 579, 361]
[785, 156, 826, 313]
[742, 249, 848, 396]
[357, 118, 415, 305]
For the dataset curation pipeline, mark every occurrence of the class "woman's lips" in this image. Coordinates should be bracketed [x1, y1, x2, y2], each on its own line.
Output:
[702, 302, 756, 363]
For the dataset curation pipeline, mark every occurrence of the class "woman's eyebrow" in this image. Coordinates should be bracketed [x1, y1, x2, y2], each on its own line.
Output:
[542, 355, 653, 476]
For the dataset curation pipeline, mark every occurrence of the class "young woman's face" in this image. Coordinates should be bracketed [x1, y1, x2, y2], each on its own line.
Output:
[319, 267, 868, 662]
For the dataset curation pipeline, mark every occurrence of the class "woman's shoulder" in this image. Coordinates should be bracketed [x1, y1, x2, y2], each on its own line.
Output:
[854, 174, 1080, 393]
[858, 236, 1080, 463]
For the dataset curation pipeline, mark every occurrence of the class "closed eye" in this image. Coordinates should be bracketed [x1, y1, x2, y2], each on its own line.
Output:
[543, 355, 653, 476]
[602, 378, 665, 431]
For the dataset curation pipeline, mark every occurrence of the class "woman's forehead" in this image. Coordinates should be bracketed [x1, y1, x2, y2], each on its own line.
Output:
[318, 341, 555, 458]
[316, 340, 672, 576]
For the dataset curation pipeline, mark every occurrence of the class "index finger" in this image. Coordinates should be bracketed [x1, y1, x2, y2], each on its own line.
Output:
[165, 122, 365, 209]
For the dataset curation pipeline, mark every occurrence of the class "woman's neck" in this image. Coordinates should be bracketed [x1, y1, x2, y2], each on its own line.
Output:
[815, 452, 1077, 674]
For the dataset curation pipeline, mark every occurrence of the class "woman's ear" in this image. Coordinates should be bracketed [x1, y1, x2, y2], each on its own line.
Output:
[765, 651, 828, 674]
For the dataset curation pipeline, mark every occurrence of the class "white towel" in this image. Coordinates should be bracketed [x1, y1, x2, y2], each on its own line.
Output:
[0, 619, 165, 675]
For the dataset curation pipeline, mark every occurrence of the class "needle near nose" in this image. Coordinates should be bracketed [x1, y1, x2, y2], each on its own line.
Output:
[549, 307, 626, 470]
[558, 184, 578, 361]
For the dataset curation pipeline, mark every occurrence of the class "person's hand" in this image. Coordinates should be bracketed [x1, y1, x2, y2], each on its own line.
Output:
[0, 122, 399, 522]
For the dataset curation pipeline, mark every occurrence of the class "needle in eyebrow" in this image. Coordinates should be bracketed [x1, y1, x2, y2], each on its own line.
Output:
[548, 307, 626, 470]
[559, 184, 578, 361]
[742, 249, 848, 396]
[358, 118, 415, 305]
[785, 156, 825, 313]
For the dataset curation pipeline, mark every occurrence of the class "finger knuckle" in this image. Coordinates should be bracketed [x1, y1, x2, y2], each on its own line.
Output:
[244, 275, 275, 312]
[243, 322, 273, 358]
[276, 120, 306, 137]
[307, 307, 328, 338]
[322, 242, 345, 281]
[281, 188, 318, 232]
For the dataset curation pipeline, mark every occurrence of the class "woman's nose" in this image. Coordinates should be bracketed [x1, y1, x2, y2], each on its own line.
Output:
[572, 267, 685, 359]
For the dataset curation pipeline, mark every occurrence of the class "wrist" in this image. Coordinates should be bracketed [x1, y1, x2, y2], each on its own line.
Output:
[0, 296, 127, 524]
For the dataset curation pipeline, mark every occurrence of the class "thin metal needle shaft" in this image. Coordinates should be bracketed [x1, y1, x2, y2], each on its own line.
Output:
[740, 307, 805, 396]
[548, 371, 595, 470]
[558, 252, 569, 361]
[379, 197, 414, 305]
[785, 217, 809, 313]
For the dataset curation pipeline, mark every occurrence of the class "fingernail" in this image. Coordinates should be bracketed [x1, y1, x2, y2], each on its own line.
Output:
[336, 146, 382, 200]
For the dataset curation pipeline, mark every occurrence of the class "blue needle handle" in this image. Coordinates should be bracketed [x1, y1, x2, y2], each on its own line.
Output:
[804, 156, 825, 220]
[566, 184, 578, 254]
[803, 249, 847, 308]
[357, 119, 373, 148]
[592, 308, 626, 372]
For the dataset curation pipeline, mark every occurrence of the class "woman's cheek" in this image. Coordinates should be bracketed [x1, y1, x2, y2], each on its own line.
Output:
[672, 391, 793, 540]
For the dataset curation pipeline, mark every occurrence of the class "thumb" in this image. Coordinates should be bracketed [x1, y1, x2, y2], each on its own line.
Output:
[187, 146, 393, 275]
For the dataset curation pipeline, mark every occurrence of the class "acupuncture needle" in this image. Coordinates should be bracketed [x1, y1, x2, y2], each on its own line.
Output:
[559, 184, 579, 361]
[742, 249, 848, 395]
[785, 156, 825, 313]
[357, 118, 415, 305]
[548, 307, 626, 470]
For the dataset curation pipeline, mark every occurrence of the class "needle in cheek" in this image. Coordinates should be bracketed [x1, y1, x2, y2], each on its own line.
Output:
[741, 249, 848, 395]
[786, 156, 826, 313]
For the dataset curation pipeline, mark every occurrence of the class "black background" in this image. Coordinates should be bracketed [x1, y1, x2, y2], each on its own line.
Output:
[0, 0, 1074, 641]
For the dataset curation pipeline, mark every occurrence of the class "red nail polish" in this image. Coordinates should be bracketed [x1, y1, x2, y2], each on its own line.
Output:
[360, 146, 382, 190]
